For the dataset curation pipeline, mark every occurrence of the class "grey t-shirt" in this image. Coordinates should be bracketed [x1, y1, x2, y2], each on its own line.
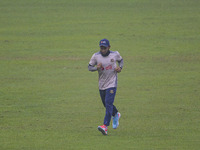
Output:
[89, 51, 123, 90]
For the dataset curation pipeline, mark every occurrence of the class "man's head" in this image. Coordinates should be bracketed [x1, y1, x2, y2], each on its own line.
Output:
[99, 39, 111, 56]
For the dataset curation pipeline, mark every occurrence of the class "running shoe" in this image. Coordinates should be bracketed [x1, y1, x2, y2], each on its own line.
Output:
[98, 125, 108, 135]
[112, 112, 121, 129]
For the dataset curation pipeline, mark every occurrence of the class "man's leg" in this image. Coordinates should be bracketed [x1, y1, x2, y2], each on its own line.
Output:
[103, 87, 117, 126]
[112, 105, 118, 117]
[99, 90, 106, 107]
[99, 89, 118, 116]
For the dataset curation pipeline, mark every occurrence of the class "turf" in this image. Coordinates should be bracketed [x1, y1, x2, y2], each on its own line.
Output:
[0, 0, 200, 149]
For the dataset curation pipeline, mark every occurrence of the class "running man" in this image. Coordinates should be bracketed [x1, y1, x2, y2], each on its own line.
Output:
[88, 39, 124, 135]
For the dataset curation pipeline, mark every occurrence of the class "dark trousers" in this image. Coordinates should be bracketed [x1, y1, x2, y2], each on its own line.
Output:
[99, 87, 118, 126]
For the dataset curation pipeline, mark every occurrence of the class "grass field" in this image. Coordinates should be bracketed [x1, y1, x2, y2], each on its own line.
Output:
[0, 0, 200, 149]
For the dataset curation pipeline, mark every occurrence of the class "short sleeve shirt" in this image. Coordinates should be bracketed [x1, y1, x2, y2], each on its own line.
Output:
[89, 51, 123, 90]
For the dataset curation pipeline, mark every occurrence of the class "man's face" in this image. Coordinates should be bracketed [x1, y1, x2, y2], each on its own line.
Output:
[100, 46, 110, 55]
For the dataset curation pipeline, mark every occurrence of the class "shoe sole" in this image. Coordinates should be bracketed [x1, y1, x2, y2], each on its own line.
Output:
[98, 127, 107, 135]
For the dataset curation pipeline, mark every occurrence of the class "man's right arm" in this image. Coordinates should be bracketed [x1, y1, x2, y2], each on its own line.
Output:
[88, 64, 97, 72]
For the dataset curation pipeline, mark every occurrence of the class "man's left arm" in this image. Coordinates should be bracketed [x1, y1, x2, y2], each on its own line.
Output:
[115, 51, 123, 73]
[118, 59, 124, 70]
[115, 59, 123, 73]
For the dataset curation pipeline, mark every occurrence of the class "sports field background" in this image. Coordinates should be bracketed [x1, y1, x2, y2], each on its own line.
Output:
[0, 0, 200, 149]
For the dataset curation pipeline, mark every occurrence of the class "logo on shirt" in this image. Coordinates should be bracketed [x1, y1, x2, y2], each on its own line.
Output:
[111, 59, 114, 62]
[105, 65, 112, 70]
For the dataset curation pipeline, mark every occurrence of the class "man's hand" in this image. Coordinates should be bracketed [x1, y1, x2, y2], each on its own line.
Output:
[97, 63, 103, 70]
[115, 66, 122, 73]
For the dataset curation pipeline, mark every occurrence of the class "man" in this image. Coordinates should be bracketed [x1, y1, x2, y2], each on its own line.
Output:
[88, 38, 124, 135]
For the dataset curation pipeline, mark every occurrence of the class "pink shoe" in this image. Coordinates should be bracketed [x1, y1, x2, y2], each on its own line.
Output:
[98, 125, 108, 135]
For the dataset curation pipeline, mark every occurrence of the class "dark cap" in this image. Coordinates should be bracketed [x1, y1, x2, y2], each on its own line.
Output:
[99, 39, 110, 47]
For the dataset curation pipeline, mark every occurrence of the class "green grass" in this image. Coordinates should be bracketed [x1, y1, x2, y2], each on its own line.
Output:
[0, 0, 200, 149]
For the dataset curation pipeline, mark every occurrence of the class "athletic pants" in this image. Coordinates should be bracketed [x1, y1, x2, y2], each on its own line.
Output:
[99, 87, 118, 126]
